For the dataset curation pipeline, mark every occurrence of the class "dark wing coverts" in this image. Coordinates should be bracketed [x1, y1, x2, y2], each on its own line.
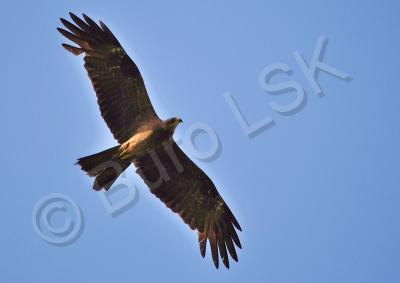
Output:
[58, 13, 159, 143]
[134, 141, 242, 268]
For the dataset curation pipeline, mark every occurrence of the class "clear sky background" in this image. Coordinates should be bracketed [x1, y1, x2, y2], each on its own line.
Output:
[1, 1, 400, 282]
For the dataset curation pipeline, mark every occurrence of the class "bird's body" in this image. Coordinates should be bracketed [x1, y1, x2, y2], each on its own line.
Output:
[119, 128, 154, 160]
[58, 13, 242, 269]
[119, 118, 181, 160]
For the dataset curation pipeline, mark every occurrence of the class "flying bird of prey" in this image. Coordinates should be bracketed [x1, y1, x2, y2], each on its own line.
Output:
[58, 13, 242, 269]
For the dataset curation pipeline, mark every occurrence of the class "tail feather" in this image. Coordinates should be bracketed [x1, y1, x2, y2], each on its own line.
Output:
[76, 146, 131, 191]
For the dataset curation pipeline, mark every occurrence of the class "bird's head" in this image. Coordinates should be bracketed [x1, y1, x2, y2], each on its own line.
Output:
[165, 117, 183, 131]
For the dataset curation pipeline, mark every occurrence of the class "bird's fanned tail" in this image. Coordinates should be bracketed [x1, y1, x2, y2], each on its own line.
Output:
[76, 145, 131, 191]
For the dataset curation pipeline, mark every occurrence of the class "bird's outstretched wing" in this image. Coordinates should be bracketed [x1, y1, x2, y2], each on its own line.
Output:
[134, 140, 242, 269]
[58, 13, 159, 143]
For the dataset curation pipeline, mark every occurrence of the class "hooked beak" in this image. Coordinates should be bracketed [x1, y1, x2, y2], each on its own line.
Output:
[178, 119, 183, 123]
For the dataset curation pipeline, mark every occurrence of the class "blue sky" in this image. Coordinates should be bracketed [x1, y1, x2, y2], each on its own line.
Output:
[1, 1, 400, 282]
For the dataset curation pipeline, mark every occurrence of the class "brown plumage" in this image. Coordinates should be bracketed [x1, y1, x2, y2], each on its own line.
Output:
[58, 13, 159, 144]
[58, 13, 242, 269]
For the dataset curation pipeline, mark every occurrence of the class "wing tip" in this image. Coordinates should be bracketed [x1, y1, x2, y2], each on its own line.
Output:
[213, 260, 219, 269]
[61, 43, 84, 55]
[69, 11, 77, 18]
[82, 13, 92, 22]
[222, 258, 230, 269]
[234, 237, 242, 249]
[234, 222, 242, 232]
